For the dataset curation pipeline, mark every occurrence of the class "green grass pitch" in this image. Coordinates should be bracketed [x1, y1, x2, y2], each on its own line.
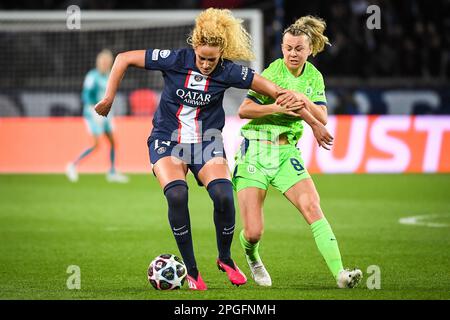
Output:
[0, 173, 449, 300]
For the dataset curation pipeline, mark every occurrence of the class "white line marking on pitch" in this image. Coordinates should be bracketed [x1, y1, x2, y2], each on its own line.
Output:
[399, 214, 450, 228]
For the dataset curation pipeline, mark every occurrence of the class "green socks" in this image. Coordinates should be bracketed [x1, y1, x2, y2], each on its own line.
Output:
[311, 218, 344, 280]
[239, 229, 261, 262]
[239, 219, 343, 280]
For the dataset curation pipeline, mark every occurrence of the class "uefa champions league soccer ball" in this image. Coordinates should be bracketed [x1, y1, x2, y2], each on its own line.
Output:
[147, 254, 187, 290]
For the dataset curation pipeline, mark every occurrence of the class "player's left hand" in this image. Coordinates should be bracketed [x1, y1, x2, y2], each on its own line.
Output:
[276, 90, 298, 108]
[276, 90, 309, 109]
[283, 99, 306, 112]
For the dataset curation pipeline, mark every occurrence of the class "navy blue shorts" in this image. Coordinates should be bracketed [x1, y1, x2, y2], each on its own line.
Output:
[148, 136, 227, 186]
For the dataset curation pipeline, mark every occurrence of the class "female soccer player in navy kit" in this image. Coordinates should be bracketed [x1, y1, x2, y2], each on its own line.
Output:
[95, 8, 331, 290]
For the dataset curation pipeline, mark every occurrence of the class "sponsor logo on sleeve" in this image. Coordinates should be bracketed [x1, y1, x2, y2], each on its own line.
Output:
[152, 49, 160, 61]
[241, 66, 249, 81]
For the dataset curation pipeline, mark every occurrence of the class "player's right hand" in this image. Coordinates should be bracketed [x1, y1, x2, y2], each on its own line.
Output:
[312, 122, 334, 150]
[94, 98, 112, 117]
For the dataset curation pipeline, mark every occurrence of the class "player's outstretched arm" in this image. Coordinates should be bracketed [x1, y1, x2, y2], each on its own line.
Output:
[238, 98, 304, 119]
[276, 90, 332, 149]
[249, 73, 283, 100]
[245, 73, 333, 149]
[238, 97, 332, 149]
[249, 73, 307, 110]
[95, 50, 146, 116]
[277, 90, 328, 125]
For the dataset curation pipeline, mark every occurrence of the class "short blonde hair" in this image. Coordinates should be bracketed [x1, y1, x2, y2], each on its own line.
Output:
[188, 8, 255, 61]
[283, 16, 330, 57]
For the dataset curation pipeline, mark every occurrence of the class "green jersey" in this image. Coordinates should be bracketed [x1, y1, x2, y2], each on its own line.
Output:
[241, 59, 327, 145]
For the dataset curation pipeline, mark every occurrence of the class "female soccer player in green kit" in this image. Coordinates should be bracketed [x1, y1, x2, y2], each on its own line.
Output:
[233, 16, 362, 288]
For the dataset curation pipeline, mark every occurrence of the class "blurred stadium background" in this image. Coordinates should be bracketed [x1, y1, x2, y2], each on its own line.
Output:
[0, 0, 449, 300]
[0, 0, 449, 173]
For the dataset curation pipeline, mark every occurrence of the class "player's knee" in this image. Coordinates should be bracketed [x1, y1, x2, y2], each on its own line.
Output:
[308, 200, 321, 214]
[164, 180, 188, 209]
[245, 227, 263, 243]
[215, 191, 234, 212]
[300, 197, 323, 220]
[207, 179, 235, 213]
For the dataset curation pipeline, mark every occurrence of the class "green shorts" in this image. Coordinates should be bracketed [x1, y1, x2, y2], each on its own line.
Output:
[232, 138, 311, 194]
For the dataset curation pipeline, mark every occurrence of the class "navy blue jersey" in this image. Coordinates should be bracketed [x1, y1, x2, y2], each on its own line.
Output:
[145, 48, 255, 143]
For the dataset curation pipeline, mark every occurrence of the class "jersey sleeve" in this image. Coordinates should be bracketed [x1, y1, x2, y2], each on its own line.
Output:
[145, 49, 178, 71]
[82, 72, 97, 106]
[246, 68, 274, 105]
[227, 63, 255, 89]
[310, 71, 327, 106]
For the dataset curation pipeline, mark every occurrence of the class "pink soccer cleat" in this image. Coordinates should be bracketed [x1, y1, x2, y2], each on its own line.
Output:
[217, 259, 247, 286]
[186, 272, 207, 291]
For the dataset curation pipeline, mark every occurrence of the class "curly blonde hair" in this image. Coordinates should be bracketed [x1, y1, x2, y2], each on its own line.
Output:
[188, 8, 255, 61]
[283, 15, 330, 57]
